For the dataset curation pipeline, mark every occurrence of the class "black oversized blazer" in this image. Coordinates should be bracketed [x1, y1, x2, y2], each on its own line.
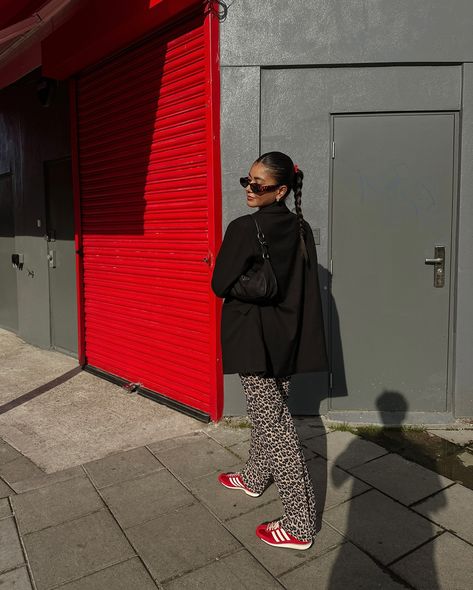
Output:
[211, 199, 329, 378]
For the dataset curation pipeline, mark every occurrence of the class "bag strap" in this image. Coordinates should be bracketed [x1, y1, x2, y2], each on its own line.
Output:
[249, 215, 270, 259]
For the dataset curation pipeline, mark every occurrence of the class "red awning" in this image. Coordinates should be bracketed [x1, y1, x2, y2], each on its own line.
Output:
[0, 0, 49, 30]
[0, 0, 81, 89]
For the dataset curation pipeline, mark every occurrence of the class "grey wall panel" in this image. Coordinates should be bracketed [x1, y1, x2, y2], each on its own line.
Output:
[221, 0, 473, 66]
[221, 64, 464, 417]
[223, 373, 245, 416]
[220, 66, 260, 416]
[220, 66, 260, 228]
[455, 63, 473, 417]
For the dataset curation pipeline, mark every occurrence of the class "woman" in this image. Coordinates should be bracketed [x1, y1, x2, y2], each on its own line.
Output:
[211, 151, 328, 550]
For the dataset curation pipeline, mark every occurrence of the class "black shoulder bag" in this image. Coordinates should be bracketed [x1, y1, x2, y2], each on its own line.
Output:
[229, 215, 278, 303]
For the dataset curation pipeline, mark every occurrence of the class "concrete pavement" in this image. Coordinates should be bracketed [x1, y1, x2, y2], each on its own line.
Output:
[1, 329, 473, 589]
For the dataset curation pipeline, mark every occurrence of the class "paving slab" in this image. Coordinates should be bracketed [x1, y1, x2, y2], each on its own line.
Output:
[57, 558, 157, 590]
[349, 452, 453, 505]
[225, 500, 345, 577]
[0, 328, 202, 473]
[147, 431, 209, 454]
[428, 429, 473, 446]
[0, 516, 24, 573]
[187, 462, 280, 520]
[226, 439, 250, 460]
[163, 548, 281, 590]
[0, 566, 33, 589]
[323, 489, 442, 565]
[412, 484, 473, 544]
[148, 436, 241, 483]
[302, 431, 388, 469]
[0, 456, 45, 487]
[458, 449, 473, 467]
[0, 330, 77, 404]
[9, 465, 85, 494]
[307, 457, 371, 514]
[280, 541, 407, 590]
[101, 469, 196, 529]
[22, 509, 134, 590]
[202, 424, 251, 447]
[293, 419, 328, 442]
[0, 441, 22, 465]
[83, 447, 164, 489]
[391, 532, 473, 590]
[0, 497, 12, 518]
[226, 432, 317, 461]
[0, 477, 14, 498]
[126, 502, 241, 583]
[12, 475, 104, 534]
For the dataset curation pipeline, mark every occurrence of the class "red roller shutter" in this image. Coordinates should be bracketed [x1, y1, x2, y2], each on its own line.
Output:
[73, 11, 222, 421]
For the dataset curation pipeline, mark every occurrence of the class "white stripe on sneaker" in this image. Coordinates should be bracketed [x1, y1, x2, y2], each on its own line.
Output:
[230, 476, 240, 487]
[276, 530, 286, 542]
[271, 531, 280, 542]
[280, 528, 291, 541]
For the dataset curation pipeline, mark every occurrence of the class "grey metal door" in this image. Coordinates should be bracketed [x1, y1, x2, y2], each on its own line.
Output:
[330, 113, 457, 412]
[0, 172, 18, 331]
[44, 158, 78, 355]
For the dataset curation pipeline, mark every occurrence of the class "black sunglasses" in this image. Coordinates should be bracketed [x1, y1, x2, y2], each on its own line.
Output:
[239, 176, 281, 194]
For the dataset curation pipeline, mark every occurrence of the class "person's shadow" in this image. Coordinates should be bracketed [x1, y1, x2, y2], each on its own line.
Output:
[327, 391, 446, 589]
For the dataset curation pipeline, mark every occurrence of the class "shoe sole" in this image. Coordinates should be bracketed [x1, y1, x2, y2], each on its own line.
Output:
[258, 537, 313, 550]
[218, 478, 261, 497]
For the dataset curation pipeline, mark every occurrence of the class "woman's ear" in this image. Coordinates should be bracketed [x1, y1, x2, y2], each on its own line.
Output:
[276, 185, 288, 200]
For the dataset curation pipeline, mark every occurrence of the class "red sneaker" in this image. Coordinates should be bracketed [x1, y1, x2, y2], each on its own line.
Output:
[218, 472, 262, 497]
[256, 519, 313, 550]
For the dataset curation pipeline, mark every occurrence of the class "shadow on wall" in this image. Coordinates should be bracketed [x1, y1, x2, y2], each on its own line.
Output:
[289, 263, 348, 411]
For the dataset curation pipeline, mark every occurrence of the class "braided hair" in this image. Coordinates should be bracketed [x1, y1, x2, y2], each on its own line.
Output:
[255, 151, 309, 263]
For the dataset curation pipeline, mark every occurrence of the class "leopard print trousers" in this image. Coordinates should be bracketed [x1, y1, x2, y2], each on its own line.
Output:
[238, 372, 317, 542]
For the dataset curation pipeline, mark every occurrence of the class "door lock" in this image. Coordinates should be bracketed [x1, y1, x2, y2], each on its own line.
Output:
[47, 250, 56, 268]
[425, 246, 445, 288]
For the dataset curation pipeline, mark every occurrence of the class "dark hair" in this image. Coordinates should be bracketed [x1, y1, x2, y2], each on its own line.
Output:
[255, 151, 309, 263]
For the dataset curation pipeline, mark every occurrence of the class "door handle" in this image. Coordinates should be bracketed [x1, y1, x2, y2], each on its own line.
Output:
[424, 246, 445, 288]
[425, 258, 443, 264]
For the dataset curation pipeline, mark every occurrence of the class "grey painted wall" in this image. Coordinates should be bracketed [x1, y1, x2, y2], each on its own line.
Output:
[0, 68, 72, 351]
[455, 63, 473, 417]
[219, 1, 473, 419]
[221, 0, 473, 65]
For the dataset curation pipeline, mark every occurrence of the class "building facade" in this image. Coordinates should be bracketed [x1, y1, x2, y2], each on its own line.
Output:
[1, 1, 472, 423]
